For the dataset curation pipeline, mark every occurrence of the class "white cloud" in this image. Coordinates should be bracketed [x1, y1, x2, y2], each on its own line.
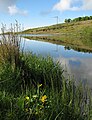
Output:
[0, 0, 17, 11]
[8, 5, 18, 15]
[53, 0, 92, 12]
[0, 0, 28, 15]
[82, 0, 92, 10]
[8, 5, 28, 15]
[53, 0, 71, 11]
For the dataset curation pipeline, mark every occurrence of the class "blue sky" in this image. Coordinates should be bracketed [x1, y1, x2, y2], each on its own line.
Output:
[0, 0, 92, 30]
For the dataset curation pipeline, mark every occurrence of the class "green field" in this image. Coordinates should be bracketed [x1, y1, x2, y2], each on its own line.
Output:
[23, 20, 92, 53]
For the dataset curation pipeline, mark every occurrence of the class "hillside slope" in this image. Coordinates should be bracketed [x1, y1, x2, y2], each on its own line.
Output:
[23, 20, 92, 35]
[23, 20, 92, 53]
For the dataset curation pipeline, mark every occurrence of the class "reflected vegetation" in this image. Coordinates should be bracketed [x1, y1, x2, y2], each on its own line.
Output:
[22, 37, 92, 87]
[23, 35, 92, 53]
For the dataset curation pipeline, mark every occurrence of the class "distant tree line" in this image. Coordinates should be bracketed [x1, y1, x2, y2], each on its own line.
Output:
[64, 16, 92, 23]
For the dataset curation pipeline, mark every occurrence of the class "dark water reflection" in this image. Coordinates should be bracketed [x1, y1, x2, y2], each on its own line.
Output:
[21, 38, 92, 87]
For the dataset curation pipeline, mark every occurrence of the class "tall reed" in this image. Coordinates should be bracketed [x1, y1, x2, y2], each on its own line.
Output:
[0, 22, 92, 120]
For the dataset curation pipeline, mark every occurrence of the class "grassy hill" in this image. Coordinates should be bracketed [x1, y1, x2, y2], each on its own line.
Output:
[23, 20, 92, 35]
[23, 20, 92, 53]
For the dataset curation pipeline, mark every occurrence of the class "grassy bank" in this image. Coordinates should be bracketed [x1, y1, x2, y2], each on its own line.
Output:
[0, 52, 92, 120]
[24, 35, 92, 53]
[0, 25, 92, 120]
[23, 20, 92, 53]
[23, 20, 92, 35]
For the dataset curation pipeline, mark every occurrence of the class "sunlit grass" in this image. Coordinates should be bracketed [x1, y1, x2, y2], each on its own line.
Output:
[23, 20, 92, 53]
[0, 23, 92, 120]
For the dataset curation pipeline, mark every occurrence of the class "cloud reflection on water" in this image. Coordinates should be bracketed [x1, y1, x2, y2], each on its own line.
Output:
[57, 56, 92, 87]
[23, 38, 92, 87]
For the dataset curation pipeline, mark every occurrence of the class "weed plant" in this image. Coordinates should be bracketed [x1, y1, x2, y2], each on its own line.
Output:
[0, 22, 92, 120]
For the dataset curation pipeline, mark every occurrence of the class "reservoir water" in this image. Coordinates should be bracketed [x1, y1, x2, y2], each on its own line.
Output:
[21, 37, 92, 87]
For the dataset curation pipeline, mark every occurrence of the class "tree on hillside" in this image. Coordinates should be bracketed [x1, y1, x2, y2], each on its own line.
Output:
[84, 16, 89, 20]
[64, 19, 68, 23]
[78, 17, 82, 21]
[68, 19, 71, 23]
[65, 18, 71, 23]
[64, 15, 92, 23]
[90, 16, 92, 20]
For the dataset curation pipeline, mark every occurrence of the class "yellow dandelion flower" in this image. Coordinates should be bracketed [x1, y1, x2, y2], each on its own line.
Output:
[40, 95, 47, 103]
[25, 96, 29, 100]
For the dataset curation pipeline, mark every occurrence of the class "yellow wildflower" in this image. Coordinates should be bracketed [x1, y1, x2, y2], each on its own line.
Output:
[40, 95, 47, 103]
[25, 96, 29, 100]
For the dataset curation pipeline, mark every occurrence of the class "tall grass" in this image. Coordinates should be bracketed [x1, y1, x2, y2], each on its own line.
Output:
[0, 23, 92, 120]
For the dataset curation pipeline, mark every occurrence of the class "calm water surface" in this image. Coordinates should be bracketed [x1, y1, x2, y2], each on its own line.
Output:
[21, 37, 92, 87]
